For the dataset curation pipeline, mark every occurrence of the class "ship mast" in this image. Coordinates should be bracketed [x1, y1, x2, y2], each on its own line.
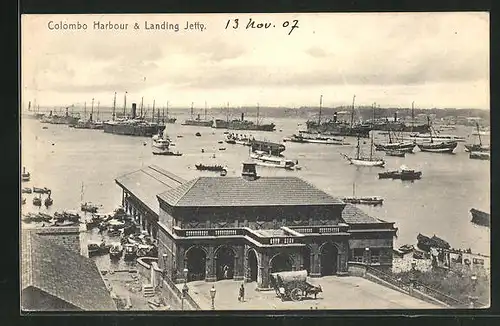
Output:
[256, 103, 260, 125]
[112, 92, 116, 121]
[140, 97, 144, 119]
[411, 101, 415, 133]
[356, 136, 361, 160]
[476, 122, 483, 146]
[318, 95, 322, 126]
[157, 105, 160, 123]
[97, 101, 100, 120]
[162, 105, 165, 123]
[152, 100, 155, 123]
[227, 102, 230, 122]
[350, 95, 356, 129]
[90, 98, 94, 121]
[204, 101, 207, 120]
[84, 101, 87, 120]
[427, 116, 433, 143]
[123, 92, 127, 118]
[166, 101, 170, 119]
[191, 102, 194, 119]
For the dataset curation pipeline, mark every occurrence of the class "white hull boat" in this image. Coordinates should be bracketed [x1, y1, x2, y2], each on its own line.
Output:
[250, 152, 296, 170]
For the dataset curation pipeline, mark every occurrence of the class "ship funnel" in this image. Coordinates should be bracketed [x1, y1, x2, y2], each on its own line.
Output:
[241, 162, 258, 181]
[394, 112, 398, 122]
[65, 107, 69, 117]
[89, 113, 93, 122]
[131, 103, 137, 119]
[241, 113, 244, 121]
[333, 112, 338, 123]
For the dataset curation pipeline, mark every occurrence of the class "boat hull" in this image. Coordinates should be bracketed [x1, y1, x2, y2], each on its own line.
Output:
[417, 141, 457, 153]
[181, 120, 213, 127]
[470, 208, 490, 227]
[348, 158, 385, 167]
[103, 122, 165, 137]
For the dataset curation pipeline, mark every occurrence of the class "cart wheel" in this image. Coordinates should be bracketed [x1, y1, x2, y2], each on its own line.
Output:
[290, 288, 303, 302]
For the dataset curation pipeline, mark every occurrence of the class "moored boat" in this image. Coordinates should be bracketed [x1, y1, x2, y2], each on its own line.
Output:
[378, 165, 422, 180]
[33, 196, 42, 207]
[22, 187, 32, 194]
[33, 187, 51, 194]
[44, 193, 53, 207]
[123, 243, 138, 261]
[464, 122, 490, 153]
[385, 149, 405, 157]
[250, 151, 297, 170]
[21, 167, 31, 182]
[81, 202, 99, 213]
[341, 136, 385, 167]
[195, 164, 227, 172]
[109, 242, 124, 259]
[283, 132, 347, 145]
[417, 140, 458, 153]
[470, 208, 490, 227]
[469, 151, 490, 160]
[342, 196, 383, 206]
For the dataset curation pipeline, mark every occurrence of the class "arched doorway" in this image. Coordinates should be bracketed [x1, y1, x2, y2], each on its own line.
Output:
[270, 253, 293, 273]
[320, 242, 338, 276]
[301, 246, 311, 274]
[247, 249, 258, 282]
[185, 247, 206, 281]
[215, 246, 235, 280]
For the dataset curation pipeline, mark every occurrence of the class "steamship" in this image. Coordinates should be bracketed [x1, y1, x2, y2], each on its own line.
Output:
[40, 108, 80, 125]
[182, 102, 213, 127]
[213, 110, 276, 132]
[305, 96, 371, 138]
[103, 102, 165, 137]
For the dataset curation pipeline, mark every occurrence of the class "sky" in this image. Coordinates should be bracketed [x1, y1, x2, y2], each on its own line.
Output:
[21, 12, 489, 110]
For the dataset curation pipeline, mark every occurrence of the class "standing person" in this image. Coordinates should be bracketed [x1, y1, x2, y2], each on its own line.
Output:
[223, 265, 229, 279]
[238, 283, 245, 302]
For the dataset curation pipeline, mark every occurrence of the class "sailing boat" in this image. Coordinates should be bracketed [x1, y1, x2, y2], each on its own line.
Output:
[341, 133, 385, 167]
[182, 102, 213, 127]
[80, 182, 100, 213]
[163, 102, 177, 124]
[342, 183, 384, 206]
[416, 117, 458, 154]
[464, 122, 490, 152]
[374, 129, 415, 153]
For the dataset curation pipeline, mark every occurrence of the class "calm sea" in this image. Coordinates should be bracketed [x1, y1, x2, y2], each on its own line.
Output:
[20, 113, 490, 271]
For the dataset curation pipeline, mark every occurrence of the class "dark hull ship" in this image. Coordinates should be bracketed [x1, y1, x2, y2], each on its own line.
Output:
[40, 108, 80, 125]
[417, 140, 458, 153]
[195, 164, 227, 172]
[182, 102, 213, 127]
[371, 122, 430, 133]
[470, 208, 490, 227]
[213, 110, 276, 131]
[469, 151, 490, 160]
[103, 103, 165, 137]
[378, 165, 422, 180]
[250, 140, 286, 156]
[305, 95, 371, 138]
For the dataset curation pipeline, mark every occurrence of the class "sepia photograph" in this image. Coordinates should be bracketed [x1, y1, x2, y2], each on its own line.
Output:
[20, 12, 490, 312]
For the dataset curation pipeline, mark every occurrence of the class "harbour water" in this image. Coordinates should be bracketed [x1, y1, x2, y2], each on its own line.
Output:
[21, 114, 490, 271]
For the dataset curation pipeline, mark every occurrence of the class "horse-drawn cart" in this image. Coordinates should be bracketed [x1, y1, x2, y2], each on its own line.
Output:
[269, 270, 322, 301]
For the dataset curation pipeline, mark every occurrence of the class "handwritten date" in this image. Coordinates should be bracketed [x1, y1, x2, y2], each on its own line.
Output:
[225, 18, 299, 35]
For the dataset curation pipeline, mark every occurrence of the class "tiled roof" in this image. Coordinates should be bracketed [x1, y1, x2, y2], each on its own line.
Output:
[157, 176, 345, 207]
[21, 231, 116, 311]
[340, 204, 384, 224]
[115, 165, 186, 214]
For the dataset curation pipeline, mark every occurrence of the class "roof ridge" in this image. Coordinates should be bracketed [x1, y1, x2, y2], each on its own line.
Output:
[116, 167, 144, 180]
[170, 177, 202, 206]
[148, 165, 186, 184]
[142, 167, 183, 188]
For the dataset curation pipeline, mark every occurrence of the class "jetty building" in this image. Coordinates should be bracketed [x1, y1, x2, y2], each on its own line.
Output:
[115, 163, 398, 289]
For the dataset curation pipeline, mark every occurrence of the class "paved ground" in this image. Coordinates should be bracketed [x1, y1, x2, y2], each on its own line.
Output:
[103, 270, 170, 310]
[178, 276, 441, 310]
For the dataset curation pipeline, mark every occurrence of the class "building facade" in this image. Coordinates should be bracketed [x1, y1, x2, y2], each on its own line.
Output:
[116, 163, 397, 289]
